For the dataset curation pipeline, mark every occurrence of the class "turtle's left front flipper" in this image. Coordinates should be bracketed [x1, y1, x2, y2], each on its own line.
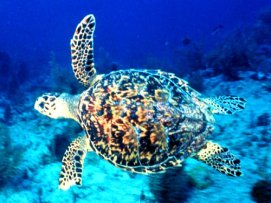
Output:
[59, 135, 91, 190]
[195, 141, 242, 176]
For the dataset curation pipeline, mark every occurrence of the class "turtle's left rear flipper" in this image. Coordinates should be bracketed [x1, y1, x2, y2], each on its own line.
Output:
[59, 135, 91, 190]
[195, 141, 242, 176]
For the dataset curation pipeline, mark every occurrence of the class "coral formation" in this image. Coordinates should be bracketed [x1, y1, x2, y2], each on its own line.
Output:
[251, 180, 271, 203]
[0, 51, 12, 93]
[187, 72, 205, 92]
[256, 113, 270, 127]
[171, 8, 271, 82]
[205, 28, 255, 81]
[49, 121, 83, 161]
[254, 8, 271, 45]
[0, 51, 32, 109]
[149, 167, 193, 202]
[173, 42, 204, 76]
[1, 5, 271, 203]
[49, 52, 82, 94]
[186, 164, 213, 190]
[0, 122, 21, 186]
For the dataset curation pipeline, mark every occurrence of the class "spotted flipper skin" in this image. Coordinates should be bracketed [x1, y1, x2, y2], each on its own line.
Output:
[71, 14, 96, 86]
[195, 141, 242, 176]
[204, 96, 246, 114]
[59, 135, 91, 190]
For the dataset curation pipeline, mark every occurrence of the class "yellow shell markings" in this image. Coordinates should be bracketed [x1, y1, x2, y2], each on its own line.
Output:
[78, 70, 212, 173]
[34, 14, 245, 190]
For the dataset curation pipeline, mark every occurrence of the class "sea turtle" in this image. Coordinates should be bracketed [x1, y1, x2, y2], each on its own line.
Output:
[34, 14, 246, 191]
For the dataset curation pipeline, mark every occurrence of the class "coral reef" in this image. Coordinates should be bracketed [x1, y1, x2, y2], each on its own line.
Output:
[0, 51, 11, 76]
[173, 42, 204, 76]
[251, 180, 271, 203]
[1, 5, 271, 203]
[207, 9, 271, 81]
[186, 164, 213, 190]
[0, 51, 31, 90]
[253, 8, 271, 45]
[0, 51, 12, 93]
[149, 167, 194, 202]
[186, 72, 206, 92]
[0, 122, 22, 186]
[49, 121, 83, 162]
[256, 113, 270, 127]
[0, 51, 33, 111]
[205, 28, 256, 81]
[170, 8, 271, 82]
[49, 52, 82, 94]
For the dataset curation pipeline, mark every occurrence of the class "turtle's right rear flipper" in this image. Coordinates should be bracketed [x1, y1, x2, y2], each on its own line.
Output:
[203, 96, 246, 115]
[195, 141, 242, 176]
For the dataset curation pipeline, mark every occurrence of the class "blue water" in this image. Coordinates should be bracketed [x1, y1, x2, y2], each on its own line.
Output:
[1, 0, 270, 68]
[1, 1, 271, 202]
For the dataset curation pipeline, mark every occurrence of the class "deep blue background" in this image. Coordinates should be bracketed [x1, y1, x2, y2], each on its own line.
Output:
[1, 0, 271, 72]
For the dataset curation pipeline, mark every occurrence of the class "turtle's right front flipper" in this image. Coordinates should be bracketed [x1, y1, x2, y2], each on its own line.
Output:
[195, 141, 242, 177]
[71, 14, 96, 86]
[59, 135, 91, 190]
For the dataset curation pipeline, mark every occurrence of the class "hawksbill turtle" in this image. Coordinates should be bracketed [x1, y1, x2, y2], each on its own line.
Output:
[34, 14, 246, 190]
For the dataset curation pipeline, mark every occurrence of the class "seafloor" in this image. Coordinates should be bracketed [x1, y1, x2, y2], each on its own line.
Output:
[0, 70, 270, 202]
[1, 8, 271, 203]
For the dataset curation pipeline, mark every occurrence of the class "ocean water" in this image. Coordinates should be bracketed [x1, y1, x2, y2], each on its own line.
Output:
[0, 1, 271, 202]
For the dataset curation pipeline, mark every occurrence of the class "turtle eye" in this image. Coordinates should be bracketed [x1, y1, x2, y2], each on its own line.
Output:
[39, 102, 45, 109]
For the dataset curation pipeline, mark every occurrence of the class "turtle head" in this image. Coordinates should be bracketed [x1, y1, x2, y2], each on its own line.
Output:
[34, 93, 80, 122]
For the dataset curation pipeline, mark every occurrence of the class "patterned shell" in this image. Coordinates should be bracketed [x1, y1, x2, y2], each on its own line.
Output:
[78, 69, 214, 173]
